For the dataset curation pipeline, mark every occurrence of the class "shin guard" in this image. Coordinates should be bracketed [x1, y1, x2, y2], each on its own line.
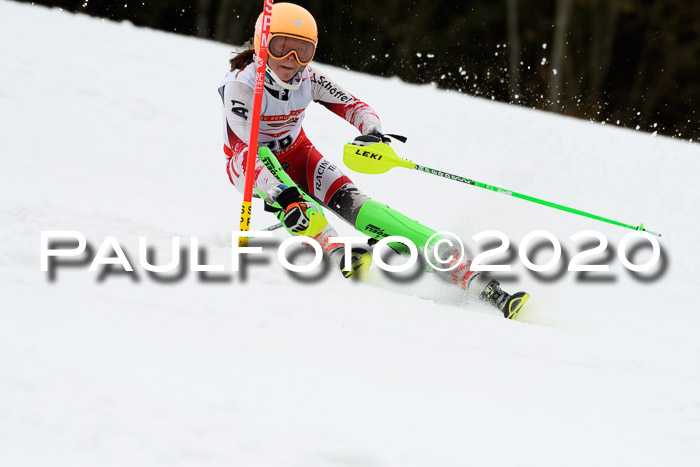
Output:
[355, 199, 437, 252]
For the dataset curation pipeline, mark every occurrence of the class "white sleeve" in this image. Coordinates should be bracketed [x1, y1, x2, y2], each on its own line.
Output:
[221, 81, 280, 197]
[308, 66, 382, 135]
[223, 81, 254, 144]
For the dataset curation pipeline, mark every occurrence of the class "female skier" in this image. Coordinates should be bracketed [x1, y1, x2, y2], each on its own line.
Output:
[218, 2, 528, 318]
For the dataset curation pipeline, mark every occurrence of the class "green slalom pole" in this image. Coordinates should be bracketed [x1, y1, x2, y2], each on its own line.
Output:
[239, 222, 285, 241]
[343, 142, 661, 237]
[263, 222, 284, 232]
[413, 163, 661, 236]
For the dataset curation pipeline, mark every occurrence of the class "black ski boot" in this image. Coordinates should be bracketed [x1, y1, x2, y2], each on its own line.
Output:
[480, 279, 530, 319]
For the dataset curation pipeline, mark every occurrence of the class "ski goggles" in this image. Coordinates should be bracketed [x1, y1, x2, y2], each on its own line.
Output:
[267, 34, 316, 65]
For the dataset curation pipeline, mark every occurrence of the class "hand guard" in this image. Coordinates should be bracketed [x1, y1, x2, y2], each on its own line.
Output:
[276, 186, 313, 233]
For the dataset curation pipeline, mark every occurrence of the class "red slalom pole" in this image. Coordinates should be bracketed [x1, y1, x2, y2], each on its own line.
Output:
[239, 0, 274, 247]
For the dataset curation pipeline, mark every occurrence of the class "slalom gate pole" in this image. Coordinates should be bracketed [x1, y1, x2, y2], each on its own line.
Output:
[238, 0, 274, 247]
[343, 142, 661, 237]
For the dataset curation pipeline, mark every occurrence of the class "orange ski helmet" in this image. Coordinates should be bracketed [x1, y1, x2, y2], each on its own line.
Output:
[254, 3, 318, 65]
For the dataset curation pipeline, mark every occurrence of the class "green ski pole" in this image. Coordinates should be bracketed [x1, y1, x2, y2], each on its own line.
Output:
[343, 142, 661, 237]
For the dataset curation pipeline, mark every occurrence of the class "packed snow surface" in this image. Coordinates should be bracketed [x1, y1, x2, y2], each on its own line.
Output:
[1, 2, 700, 466]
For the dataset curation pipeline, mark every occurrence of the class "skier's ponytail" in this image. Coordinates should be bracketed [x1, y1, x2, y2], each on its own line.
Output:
[230, 39, 255, 72]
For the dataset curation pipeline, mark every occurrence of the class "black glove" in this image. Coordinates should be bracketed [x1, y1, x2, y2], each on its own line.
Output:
[352, 131, 407, 146]
[276, 186, 313, 233]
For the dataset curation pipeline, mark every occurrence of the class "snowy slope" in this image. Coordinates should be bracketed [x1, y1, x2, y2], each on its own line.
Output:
[2, 2, 700, 466]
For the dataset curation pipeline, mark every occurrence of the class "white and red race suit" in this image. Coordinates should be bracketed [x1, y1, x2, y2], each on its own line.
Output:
[217, 60, 492, 300]
[218, 61, 381, 206]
